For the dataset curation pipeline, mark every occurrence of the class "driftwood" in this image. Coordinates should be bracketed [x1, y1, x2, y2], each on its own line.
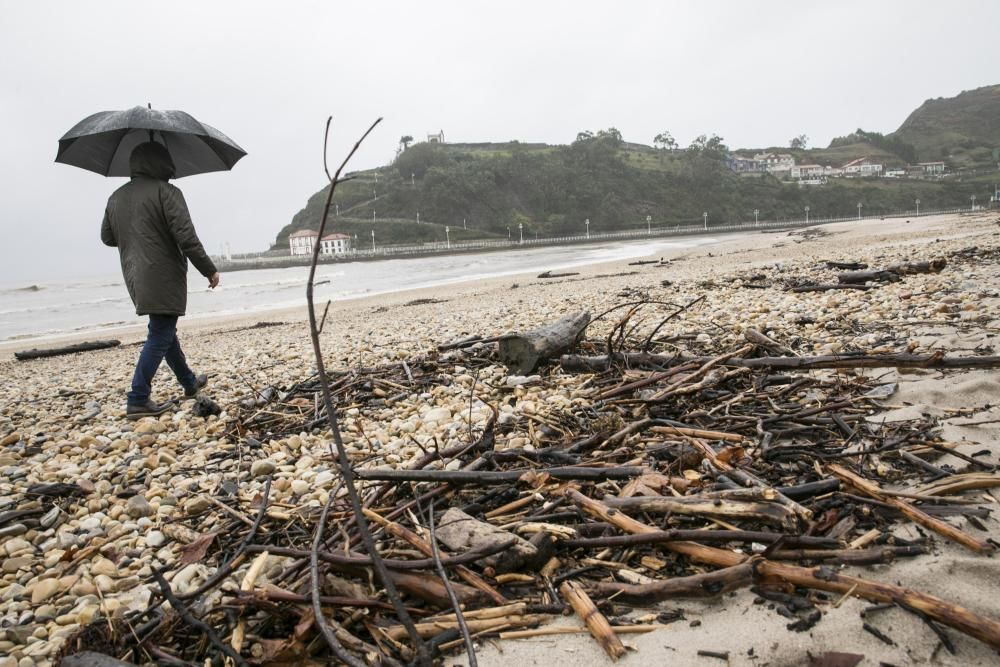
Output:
[560, 580, 627, 661]
[566, 489, 1000, 650]
[353, 465, 646, 484]
[14, 339, 120, 360]
[559, 351, 1000, 373]
[594, 563, 754, 604]
[827, 464, 993, 554]
[838, 258, 945, 284]
[499, 311, 591, 374]
[602, 495, 799, 531]
[537, 270, 580, 279]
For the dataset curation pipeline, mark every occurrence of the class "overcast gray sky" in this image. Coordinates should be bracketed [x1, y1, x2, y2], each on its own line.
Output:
[1, 0, 998, 285]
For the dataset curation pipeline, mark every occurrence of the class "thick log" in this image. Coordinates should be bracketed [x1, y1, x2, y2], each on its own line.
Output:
[558, 351, 1000, 374]
[837, 259, 945, 285]
[560, 580, 627, 661]
[499, 311, 590, 374]
[354, 466, 646, 484]
[602, 495, 799, 531]
[565, 488, 1000, 650]
[837, 269, 901, 284]
[594, 563, 754, 604]
[14, 339, 120, 360]
[789, 284, 876, 293]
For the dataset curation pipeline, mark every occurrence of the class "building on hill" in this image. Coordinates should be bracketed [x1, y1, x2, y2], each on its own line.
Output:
[754, 152, 796, 174]
[727, 154, 764, 173]
[918, 161, 946, 176]
[427, 130, 445, 143]
[842, 157, 883, 177]
[289, 230, 319, 256]
[320, 233, 352, 255]
[791, 164, 824, 180]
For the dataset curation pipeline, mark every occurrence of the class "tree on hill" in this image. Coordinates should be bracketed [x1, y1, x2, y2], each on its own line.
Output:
[654, 131, 677, 151]
[789, 134, 808, 149]
[688, 134, 728, 157]
[399, 135, 413, 150]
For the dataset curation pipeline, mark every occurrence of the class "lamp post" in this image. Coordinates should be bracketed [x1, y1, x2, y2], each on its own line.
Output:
[703, 211, 708, 230]
[857, 202, 863, 220]
[416, 211, 420, 224]
[754, 209, 759, 227]
[373, 209, 376, 222]
[915, 199, 920, 215]
[373, 188, 377, 201]
[585, 218, 590, 239]
[804, 205, 810, 224]
[371, 229, 375, 252]
[518, 222, 523, 244]
[335, 203, 339, 216]
[445, 226, 450, 249]
[411, 172, 415, 187]
[507, 226, 511, 241]
[646, 215, 652, 235]
[971, 194, 976, 211]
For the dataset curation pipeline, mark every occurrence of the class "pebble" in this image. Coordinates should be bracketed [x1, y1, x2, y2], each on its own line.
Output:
[183, 496, 211, 514]
[251, 459, 276, 478]
[146, 530, 166, 548]
[125, 495, 154, 518]
[290, 479, 310, 496]
[29, 580, 61, 604]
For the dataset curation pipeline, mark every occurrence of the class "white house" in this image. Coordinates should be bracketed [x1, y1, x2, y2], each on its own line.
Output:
[427, 130, 445, 143]
[842, 157, 883, 177]
[288, 230, 319, 255]
[320, 233, 352, 255]
[918, 161, 946, 176]
[790, 164, 824, 180]
[754, 152, 796, 174]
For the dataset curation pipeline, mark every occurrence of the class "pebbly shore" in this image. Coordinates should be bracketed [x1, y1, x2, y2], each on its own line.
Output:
[1, 212, 999, 666]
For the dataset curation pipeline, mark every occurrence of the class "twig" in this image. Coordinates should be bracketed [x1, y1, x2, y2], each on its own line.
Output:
[310, 484, 364, 666]
[151, 570, 247, 666]
[306, 116, 430, 665]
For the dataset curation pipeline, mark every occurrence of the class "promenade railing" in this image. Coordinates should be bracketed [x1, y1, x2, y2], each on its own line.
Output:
[214, 206, 972, 269]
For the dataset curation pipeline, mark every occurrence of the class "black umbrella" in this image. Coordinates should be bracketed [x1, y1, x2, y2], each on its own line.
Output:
[55, 105, 246, 178]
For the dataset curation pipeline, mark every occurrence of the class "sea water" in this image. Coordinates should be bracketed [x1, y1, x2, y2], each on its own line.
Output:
[0, 236, 720, 343]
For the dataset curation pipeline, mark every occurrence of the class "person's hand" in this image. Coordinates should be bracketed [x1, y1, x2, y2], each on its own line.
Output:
[208, 272, 220, 289]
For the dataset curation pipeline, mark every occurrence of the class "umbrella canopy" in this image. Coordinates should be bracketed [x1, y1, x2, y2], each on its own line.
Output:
[56, 106, 246, 178]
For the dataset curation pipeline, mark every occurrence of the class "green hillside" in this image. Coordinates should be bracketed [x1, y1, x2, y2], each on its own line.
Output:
[892, 84, 1000, 168]
[275, 86, 1000, 248]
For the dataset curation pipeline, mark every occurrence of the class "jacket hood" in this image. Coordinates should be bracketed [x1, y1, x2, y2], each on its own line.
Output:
[129, 142, 176, 180]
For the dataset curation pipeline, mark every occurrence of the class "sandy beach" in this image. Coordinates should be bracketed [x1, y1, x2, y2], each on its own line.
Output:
[1, 211, 999, 666]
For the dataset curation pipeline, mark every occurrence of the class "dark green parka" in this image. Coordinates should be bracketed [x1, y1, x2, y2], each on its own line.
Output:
[101, 142, 217, 316]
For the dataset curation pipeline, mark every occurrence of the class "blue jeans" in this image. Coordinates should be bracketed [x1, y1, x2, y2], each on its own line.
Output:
[127, 315, 197, 405]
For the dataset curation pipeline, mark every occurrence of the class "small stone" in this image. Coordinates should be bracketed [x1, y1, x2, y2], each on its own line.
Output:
[184, 496, 211, 514]
[0, 432, 19, 446]
[3, 537, 31, 556]
[90, 557, 118, 578]
[0, 524, 28, 539]
[94, 574, 116, 593]
[251, 459, 276, 478]
[125, 495, 153, 519]
[30, 579, 61, 604]
[290, 480, 310, 496]
[314, 471, 335, 486]
[424, 407, 452, 423]
[145, 531, 165, 548]
[39, 508, 61, 529]
[3, 556, 32, 574]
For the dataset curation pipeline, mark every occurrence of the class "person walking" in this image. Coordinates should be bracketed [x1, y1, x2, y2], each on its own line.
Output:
[101, 141, 220, 419]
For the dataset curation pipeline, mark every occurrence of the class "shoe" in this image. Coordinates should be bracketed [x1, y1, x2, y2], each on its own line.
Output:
[126, 399, 175, 420]
[183, 374, 208, 398]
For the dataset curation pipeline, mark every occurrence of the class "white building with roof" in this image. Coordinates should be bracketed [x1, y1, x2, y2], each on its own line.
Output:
[320, 233, 352, 255]
[288, 230, 319, 255]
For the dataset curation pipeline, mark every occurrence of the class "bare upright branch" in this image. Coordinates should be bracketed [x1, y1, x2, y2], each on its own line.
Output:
[305, 117, 431, 666]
